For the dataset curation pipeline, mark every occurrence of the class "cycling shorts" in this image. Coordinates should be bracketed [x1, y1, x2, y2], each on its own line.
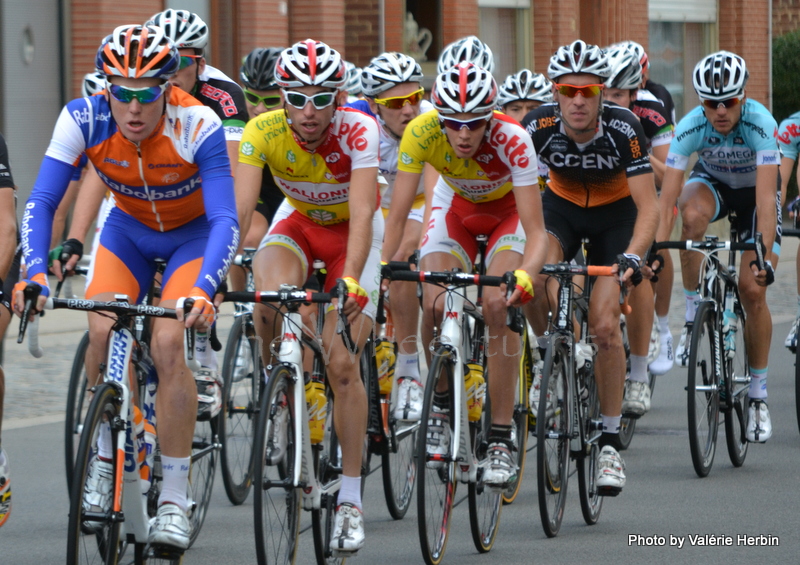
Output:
[259, 200, 384, 320]
[382, 192, 425, 224]
[543, 188, 637, 266]
[420, 177, 524, 271]
[687, 162, 782, 255]
[85, 207, 213, 304]
[255, 188, 285, 225]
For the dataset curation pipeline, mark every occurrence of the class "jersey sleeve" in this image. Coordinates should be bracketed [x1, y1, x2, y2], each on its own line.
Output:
[238, 119, 270, 169]
[496, 122, 539, 186]
[666, 108, 705, 170]
[44, 101, 92, 167]
[397, 112, 438, 174]
[741, 112, 780, 166]
[341, 111, 379, 171]
[0, 133, 15, 189]
[778, 118, 800, 161]
[616, 113, 653, 178]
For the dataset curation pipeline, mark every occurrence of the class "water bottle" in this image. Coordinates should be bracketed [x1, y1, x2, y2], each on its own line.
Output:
[464, 362, 486, 422]
[132, 406, 151, 495]
[722, 291, 737, 359]
[305, 372, 327, 444]
[375, 339, 396, 395]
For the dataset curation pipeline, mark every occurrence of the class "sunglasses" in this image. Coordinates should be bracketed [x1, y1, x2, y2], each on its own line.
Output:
[283, 90, 337, 110]
[554, 83, 604, 98]
[178, 55, 201, 70]
[440, 113, 493, 131]
[701, 96, 743, 110]
[244, 89, 282, 108]
[107, 82, 168, 104]
[373, 88, 425, 109]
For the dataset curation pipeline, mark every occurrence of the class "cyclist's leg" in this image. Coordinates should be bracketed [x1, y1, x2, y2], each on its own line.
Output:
[0, 290, 11, 526]
[624, 280, 654, 415]
[677, 175, 719, 314]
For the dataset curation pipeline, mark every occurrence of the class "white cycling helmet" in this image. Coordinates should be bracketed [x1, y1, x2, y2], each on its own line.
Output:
[344, 61, 362, 96]
[615, 40, 649, 69]
[437, 35, 495, 74]
[548, 39, 611, 81]
[605, 45, 643, 90]
[497, 70, 553, 107]
[692, 51, 749, 101]
[147, 9, 209, 52]
[432, 61, 497, 115]
[275, 39, 346, 90]
[360, 52, 423, 97]
[82, 71, 106, 97]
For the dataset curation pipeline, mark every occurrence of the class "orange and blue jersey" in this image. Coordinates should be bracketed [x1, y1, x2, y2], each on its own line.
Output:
[22, 87, 238, 298]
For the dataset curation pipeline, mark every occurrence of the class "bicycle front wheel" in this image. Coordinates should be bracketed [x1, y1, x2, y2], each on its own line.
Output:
[220, 315, 261, 505]
[187, 416, 218, 547]
[723, 303, 749, 467]
[253, 364, 300, 565]
[502, 327, 530, 505]
[66, 383, 123, 565]
[65, 331, 91, 496]
[416, 349, 456, 565]
[576, 368, 603, 525]
[468, 386, 502, 553]
[536, 336, 571, 538]
[687, 301, 720, 477]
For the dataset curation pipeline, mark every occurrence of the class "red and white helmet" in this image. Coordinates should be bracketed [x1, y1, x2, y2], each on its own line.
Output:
[96, 25, 179, 80]
[275, 39, 346, 90]
[432, 61, 497, 115]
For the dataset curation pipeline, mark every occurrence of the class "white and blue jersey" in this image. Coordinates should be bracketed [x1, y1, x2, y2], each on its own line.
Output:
[777, 111, 800, 162]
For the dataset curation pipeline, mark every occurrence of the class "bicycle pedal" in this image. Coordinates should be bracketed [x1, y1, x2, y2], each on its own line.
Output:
[597, 485, 622, 497]
[621, 411, 642, 420]
[148, 543, 186, 560]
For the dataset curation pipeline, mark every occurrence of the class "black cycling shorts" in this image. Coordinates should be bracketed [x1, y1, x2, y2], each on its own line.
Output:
[543, 189, 637, 266]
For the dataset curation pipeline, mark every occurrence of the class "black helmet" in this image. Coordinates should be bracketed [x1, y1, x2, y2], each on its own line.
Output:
[240, 47, 284, 90]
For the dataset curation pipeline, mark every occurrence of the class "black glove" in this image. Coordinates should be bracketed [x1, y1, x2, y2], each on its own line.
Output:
[60, 238, 84, 263]
[616, 253, 643, 286]
[749, 259, 775, 285]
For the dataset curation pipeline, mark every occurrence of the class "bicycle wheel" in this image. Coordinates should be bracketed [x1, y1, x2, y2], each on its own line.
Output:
[617, 316, 636, 451]
[536, 335, 570, 538]
[468, 378, 502, 553]
[186, 415, 218, 547]
[576, 368, 603, 525]
[687, 301, 720, 477]
[416, 349, 456, 565]
[253, 364, 301, 565]
[502, 328, 530, 505]
[65, 331, 91, 496]
[66, 383, 123, 565]
[723, 303, 749, 467]
[220, 314, 261, 505]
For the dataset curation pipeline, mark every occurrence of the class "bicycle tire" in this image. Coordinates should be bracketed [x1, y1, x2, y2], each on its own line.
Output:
[416, 349, 456, 565]
[186, 415, 218, 547]
[687, 301, 720, 477]
[252, 364, 301, 565]
[220, 315, 261, 505]
[723, 302, 749, 467]
[536, 335, 570, 538]
[467, 374, 502, 553]
[576, 365, 603, 525]
[65, 331, 91, 496]
[66, 383, 123, 565]
[502, 327, 530, 505]
[618, 316, 636, 451]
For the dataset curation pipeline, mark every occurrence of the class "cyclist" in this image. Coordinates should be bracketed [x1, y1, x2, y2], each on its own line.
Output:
[358, 52, 432, 421]
[497, 69, 553, 123]
[236, 39, 381, 555]
[616, 40, 676, 123]
[343, 61, 363, 103]
[437, 35, 495, 74]
[0, 132, 19, 527]
[14, 25, 239, 549]
[658, 51, 779, 442]
[382, 61, 548, 488]
[522, 39, 659, 494]
[776, 111, 800, 349]
[603, 44, 674, 416]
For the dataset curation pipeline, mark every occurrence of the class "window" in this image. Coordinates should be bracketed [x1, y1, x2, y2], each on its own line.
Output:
[478, 0, 531, 79]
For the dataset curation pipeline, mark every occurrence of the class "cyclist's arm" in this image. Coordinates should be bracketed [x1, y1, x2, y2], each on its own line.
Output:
[754, 163, 779, 263]
[779, 156, 795, 209]
[656, 166, 684, 242]
[416, 164, 439, 253]
[650, 144, 669, 188]
[344, 166, 378, 281]
[626, 172, 660, 260]
[0, 134, 16, 278]
[234, 162, 263, 248]
[382, 169, 422, 263]
[514, 184, 548, 276]
[226, 140, 239, 178]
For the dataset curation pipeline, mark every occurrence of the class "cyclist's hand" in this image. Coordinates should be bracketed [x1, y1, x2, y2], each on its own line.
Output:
[379, 261, 391, 292]
[177, 288, 216, 331]
[338, 276, 368, 322]
[750, 259, 775, 287]
[12, 275, 49, 320]
[507, 269, 534, 306]
[49, 238, 83, 281]
[213, 280, 228, 308]
[615, 253, 643, 288]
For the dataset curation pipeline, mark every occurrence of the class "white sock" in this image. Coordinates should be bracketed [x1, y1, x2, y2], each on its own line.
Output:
[196, 332, 218, 371]
[97, 422, 113, 460]
[601, 415, 621, 434]
[629, 355, 649, 383]
[684, 291, 699, 323]
[396, 352, 420, 380]
[337, 474, 362, 510]
[749, 368, 767, 400]
[159, 455, 191, 511]
[657, 315, 670, 337]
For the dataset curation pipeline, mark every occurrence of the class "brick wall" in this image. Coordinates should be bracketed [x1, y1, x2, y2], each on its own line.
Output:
[773, 0, 800, 36]
[289, 0, 346, 52]
[384, 0, 404, 52]
[719, 0, 771, 105]
[344, 0, 380, 65]
[70, 2, 163, 98]
[441, 0, 479, 46]
[238, 0, 290, 55]
[533, 0, 580, 72]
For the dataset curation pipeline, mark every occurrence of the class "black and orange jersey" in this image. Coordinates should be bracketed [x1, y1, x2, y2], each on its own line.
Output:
[522, 103, 652, 207]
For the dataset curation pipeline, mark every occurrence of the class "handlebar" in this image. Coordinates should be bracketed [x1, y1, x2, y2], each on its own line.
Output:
[539, 263, 632, 316]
